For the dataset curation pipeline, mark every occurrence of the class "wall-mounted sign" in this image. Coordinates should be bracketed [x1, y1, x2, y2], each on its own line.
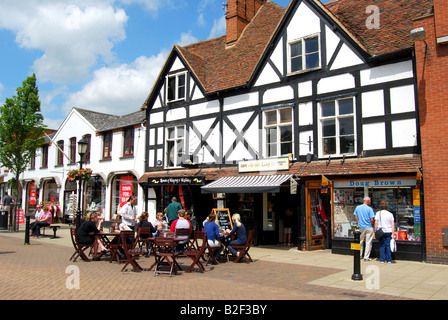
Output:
[238, 158, 289, 173]
[147, 176, 205, 186]
[334, 178, 417, 188]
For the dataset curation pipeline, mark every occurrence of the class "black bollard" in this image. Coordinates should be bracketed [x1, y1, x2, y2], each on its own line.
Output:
[351, 230, 363, 281]
[24, 214, 31, 245]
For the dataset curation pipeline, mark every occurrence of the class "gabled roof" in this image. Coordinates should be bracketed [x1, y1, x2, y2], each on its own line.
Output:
[324, 0, 434, 56]
[143, 0, 433, 109]
[75, 108, 145, 133]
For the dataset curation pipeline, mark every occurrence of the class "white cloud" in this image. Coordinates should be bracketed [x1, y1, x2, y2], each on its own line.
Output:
[175, 32, 199, 47]
[0, 83, 4, 101]
[0, 1, 128, 84]
[118, 0, 171, 13]
[208, 16, 226, 39]
[62, 52, 168, 116]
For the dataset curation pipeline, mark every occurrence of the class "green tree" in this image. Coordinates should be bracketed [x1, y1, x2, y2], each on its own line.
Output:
[0, 73, 46, 230]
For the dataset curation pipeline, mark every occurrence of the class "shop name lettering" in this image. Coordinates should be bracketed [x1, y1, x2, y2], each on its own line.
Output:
[350, 180, 403, 187]
[180, 304, 267, 317]
[158, 178, 193, 184]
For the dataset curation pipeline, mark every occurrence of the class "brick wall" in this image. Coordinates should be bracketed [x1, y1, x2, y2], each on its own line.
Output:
[226, 0, 265, 45]
[413, 5, 448, 263]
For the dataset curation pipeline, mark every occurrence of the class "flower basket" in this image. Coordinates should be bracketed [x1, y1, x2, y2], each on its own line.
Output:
[67, 168, 93, 181]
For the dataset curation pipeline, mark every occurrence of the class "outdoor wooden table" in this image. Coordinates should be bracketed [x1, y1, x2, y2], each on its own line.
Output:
[95, 232, 120, 261]
[147, 236, 186, 271]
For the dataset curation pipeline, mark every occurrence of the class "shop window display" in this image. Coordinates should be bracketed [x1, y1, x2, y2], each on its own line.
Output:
[333, 187, 420, 242]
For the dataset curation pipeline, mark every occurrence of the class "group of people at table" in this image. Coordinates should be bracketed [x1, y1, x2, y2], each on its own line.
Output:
[76, 196, 247, 263]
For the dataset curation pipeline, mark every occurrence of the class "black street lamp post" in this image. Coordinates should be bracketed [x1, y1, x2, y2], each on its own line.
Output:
[75, 136, 88, 229]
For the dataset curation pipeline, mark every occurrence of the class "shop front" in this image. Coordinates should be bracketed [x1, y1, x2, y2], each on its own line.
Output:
[140, 175, 206, 223]
[201, 174, 301, 246]
[331, 176, 423, 261]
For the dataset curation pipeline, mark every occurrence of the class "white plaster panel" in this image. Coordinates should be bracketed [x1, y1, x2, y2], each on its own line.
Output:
[330, 43, 363, 70]
[270, 38, 284, 74]
[392, 119, 417, 147]
[362, 90, 384, 118]
[363, 122, 386, 150]
[317, 73, 355, 94]
[149, 128, 156, 145]
[157, 127, 164, 145]
[299, 102, 313, 126]
[170, 57, 185, 72]
[166, 107, 186, 122]
[148, 150, 155, 167]
[190, 100, 220, 117]
[390, 85, 416, 114]
[299, 131, 314, 156]
[224, 92, 258, 111]
[150, 111, 164, 125]
[360, 60, 414, 86]
[298, 81, 313, 98]
[255, 62, 281, 87]
[325, 26, 340, 66]
[287, 2, 320, 41]
[263, 86, 294, 104]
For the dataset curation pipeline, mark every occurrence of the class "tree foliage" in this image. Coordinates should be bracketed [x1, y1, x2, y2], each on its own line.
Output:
[0, 73, 46, 178]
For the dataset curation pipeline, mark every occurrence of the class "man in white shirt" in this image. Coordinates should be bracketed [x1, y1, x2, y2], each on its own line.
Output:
[121, 196, 137, 230]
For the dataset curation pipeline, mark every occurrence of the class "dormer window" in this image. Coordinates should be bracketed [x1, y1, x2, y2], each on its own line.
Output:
[288, 34, 320, 74]
[166, 72, 187, 102]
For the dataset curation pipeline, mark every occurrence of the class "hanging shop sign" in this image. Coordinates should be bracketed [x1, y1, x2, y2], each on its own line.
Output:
[238, 158, 289, 173]
[148, 176, 205, 186]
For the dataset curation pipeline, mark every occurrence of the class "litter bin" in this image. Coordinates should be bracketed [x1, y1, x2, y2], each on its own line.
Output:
[0, 211, 8, 230]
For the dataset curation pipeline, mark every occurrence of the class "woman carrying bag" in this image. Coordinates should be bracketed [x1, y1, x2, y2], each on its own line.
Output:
[374, 201, 395, 263]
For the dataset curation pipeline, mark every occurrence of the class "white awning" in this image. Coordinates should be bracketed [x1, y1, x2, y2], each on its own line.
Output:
[201, 174, 293, 194]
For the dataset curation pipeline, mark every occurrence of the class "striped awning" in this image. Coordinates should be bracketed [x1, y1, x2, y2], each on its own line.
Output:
[201, 174, 293, 194]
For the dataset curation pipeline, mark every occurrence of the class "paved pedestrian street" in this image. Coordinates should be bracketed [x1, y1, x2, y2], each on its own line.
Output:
[0, 234, 414, 313]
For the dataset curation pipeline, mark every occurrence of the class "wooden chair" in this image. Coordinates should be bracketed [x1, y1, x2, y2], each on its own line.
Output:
[205, 241, 222, 266]
[120, 230, 145, 272]
[153, 237, 181, 277]
[184, 231, 208, 273]
[69, 227, 94, 262]
[108, 233, 123, 264]
[232, 230, 254, 263]
[135, 227, 151, 254]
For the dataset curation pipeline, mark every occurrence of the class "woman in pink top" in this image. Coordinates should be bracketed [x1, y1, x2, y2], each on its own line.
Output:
[30, 205, 52, 238]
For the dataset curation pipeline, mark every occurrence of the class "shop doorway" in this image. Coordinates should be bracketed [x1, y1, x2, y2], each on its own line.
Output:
[306, 181, 331, 250]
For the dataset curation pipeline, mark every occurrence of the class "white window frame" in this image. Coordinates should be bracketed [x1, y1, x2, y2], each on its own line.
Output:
[166, 71, 187, 103]
[288, 33, 321, 75]
[263, 107, 294, 158]
[318, 97, 356, 158]
[165, 125, 185, 168]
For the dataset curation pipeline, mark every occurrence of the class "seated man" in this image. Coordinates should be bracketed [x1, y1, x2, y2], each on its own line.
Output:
[169, 209, 191, 253]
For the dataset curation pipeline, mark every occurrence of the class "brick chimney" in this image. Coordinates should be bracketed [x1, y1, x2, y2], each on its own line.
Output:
[225, 0, 266, 45]
[434, 0, 448, 44]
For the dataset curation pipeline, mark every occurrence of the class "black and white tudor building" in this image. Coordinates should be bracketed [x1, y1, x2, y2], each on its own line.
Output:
[139, 0, 428, 260]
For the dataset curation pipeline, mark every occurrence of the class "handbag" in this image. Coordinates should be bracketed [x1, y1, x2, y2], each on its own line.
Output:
[375, 210, 384, 239]
[390, 238, 397, 252]
[375, 228, 384, 239]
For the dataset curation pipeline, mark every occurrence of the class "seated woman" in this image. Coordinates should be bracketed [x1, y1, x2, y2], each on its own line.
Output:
[225, 213, 247, 257]
[76, 213, 108, 253]
[30, 205, 53, 238]
[204, 213, 224, 263]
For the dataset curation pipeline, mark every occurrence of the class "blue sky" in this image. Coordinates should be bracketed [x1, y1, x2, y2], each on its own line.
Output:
[0, 0, 330, 129]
